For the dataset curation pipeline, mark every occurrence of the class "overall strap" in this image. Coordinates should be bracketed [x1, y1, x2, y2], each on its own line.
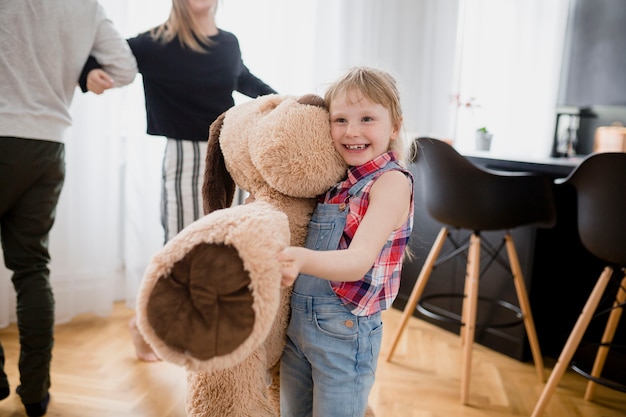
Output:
[348, 161, 403, 197]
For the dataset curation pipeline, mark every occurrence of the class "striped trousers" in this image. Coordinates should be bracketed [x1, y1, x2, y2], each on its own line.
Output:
[161, 138, 208, 243]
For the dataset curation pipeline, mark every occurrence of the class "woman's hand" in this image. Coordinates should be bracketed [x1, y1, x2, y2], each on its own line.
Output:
[87, 69, 115, 94]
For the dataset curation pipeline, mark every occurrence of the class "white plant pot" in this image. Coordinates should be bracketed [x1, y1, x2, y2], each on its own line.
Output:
[475, 131, 492, 151]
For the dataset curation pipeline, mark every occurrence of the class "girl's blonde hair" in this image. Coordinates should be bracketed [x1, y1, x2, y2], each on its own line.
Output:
[151, 0, 217, 53]
[323, 67, 416, 166]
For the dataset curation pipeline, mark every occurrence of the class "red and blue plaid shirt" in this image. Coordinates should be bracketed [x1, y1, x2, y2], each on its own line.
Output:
[323, 152, 414, 316]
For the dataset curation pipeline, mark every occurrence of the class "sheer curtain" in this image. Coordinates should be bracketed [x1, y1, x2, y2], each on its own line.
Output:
[1, 0, 566, 327]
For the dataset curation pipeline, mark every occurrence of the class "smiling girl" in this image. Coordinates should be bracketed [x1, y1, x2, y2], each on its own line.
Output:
[277, 67, 415, 417]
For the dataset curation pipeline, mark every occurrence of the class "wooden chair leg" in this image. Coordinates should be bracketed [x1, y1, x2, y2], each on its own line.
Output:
[459, 233, 476, 346]
[584, 273, 626, 400]
[386, 227, 449, 361]
[504, 233, 545, 382]
[530, 266, 614, 417]
[460, 233, 480, 405]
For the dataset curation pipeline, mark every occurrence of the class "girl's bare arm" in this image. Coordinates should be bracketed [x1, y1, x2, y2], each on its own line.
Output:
[279, 170, 411, 286]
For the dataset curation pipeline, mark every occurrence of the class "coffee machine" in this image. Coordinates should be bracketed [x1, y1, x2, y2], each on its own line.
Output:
[551, 106, 597, 157]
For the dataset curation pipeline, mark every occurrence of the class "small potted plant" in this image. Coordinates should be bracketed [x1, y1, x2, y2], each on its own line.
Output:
[475, 127, 492, 151]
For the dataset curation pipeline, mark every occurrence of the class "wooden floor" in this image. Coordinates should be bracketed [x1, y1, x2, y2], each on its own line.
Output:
[0, 302, 624, 417]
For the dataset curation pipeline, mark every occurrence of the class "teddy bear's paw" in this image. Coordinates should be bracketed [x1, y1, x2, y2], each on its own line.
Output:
[147, 242, 255, 361]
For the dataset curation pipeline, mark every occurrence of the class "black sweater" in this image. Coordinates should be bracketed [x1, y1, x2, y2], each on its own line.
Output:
[81, 29, 277, 141]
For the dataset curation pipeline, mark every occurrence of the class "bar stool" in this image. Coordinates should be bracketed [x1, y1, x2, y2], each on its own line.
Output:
[531, 152, 626, 417]
[386, 137, 556, 404]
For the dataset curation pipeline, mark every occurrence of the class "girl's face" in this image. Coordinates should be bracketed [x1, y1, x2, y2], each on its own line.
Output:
[329, 89, 399, 167]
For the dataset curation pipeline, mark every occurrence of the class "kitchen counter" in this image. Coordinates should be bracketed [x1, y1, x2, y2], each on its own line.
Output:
[462, 151, 582, 178]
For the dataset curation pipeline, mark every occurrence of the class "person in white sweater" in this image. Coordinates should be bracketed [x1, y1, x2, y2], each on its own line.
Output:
[0, 1, 137, 416]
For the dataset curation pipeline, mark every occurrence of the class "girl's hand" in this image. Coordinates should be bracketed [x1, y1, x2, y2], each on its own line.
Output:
[244, 193, 255, 204]
[277, 247, 302, 288]
[87, 69, 114, 94]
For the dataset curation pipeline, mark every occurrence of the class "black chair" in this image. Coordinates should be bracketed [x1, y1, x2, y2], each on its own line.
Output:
[386, 137, 556, 404]
[531, 152, 626, 417]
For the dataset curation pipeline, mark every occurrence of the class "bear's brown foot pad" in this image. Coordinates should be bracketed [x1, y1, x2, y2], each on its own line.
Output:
[146, 243, 254, 360]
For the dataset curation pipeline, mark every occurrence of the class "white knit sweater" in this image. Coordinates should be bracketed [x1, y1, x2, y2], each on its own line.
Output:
[0, 0, 138, 143]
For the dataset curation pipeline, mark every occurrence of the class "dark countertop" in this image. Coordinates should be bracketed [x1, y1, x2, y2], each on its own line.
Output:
[462, 151, 583, 178]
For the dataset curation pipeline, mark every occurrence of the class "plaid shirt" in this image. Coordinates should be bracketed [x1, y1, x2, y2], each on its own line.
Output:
[324, 152, 414, 316]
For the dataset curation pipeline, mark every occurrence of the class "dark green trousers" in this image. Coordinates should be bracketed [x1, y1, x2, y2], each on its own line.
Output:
[0, 136, 65, 403]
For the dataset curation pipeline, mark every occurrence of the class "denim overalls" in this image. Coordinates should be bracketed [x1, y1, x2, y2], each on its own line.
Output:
[280, 162, 401, 417]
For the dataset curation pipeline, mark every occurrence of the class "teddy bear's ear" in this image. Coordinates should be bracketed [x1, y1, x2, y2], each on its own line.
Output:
[297, 93, 326, 108]
[203, 112, 236, 214]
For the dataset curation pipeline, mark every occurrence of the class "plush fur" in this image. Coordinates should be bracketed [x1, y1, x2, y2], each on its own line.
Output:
[135, 94, 364, 416]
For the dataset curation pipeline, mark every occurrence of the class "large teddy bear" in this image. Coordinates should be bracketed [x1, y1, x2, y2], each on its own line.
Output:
[135, 94, 354, 416]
